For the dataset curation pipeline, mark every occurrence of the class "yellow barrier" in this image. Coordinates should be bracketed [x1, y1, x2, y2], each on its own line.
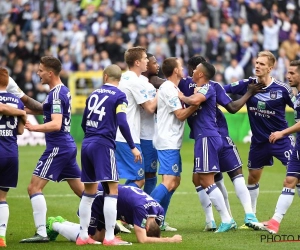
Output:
[68, 71, 103, 113]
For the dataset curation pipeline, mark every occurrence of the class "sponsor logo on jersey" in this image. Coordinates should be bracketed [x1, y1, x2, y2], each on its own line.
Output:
[53, 99, 61, 105]
[169, 96, 179, 107]
[231, 81, 239, 86]
[257, 101, 266, 110]
[141, 218, 146, 227]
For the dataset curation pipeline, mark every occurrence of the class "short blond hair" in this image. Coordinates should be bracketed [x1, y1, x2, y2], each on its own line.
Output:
[257, 51, 276, 67]
[0, 67, 9, 87]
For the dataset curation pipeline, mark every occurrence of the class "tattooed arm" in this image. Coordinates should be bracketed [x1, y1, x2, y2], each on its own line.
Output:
[21, 95, 43, 115]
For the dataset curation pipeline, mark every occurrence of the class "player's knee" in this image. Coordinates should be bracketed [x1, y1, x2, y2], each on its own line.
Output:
[283, 177, 298, 188]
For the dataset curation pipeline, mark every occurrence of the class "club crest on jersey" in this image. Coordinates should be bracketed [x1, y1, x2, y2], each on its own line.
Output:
[257, 101, 265, 110]
[138, 168, 144, 177]
[270, 91, 277, 100]
[296, 99, 300, 107]
[172, 164, 179, 173]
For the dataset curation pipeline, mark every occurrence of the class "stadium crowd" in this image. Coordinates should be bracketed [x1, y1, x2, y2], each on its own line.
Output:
[0, 0, 300, 101]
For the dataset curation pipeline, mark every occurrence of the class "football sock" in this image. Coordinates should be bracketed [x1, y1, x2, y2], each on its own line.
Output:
[150, 183, 168, 204]
[232, 174, 253, 214]
[53, 222, 80, 242]
[104, 195, 118, 241]
[196, 186, 215, 223]
[124, 180, 139, 188]
[78, 193, 95, 240]
[215, 178, 232, 217]
[273, 188, 295, 223]
[206, 184, 232, 223]
[160, 190, 175, 217]
[247, 183, 259, 214]
[144, 176, 157, 195]
[0, 202, 9, 237]
[30, 193, 47, 237]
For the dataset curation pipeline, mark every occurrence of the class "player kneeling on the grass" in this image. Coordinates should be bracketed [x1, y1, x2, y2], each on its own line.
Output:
[46, 184, 182, 244]
[0, 68, 27, 248]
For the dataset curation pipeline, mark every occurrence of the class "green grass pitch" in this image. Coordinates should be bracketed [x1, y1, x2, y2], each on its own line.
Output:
[5, 142, 300, 249]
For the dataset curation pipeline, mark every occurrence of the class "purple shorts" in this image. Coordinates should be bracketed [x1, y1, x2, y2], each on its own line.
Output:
[33, 146, 81, 182]
[286, 149, 300, 179]
[193, 136, 222, 173]
[0, 157, 18, 188]
[81, 142, 119, 183]
[248, 137, 293, 170]
[219, 137, 242, 172]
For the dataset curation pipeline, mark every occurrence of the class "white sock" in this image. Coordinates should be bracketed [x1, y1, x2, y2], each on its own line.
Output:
[104, 195, 118, 241]
[78, 194, 95, 240]
[196, 186, 215, 223]
[0, 203, 9, 237]
[232, 175, 253, 214]
[206, 184, 232, 223]
[247, 183, 259, 214]
[53, 222, 80, 242]
[31, 193, 47, 237]
[273, 188, 295, 223]
[215, 178, 232, 217]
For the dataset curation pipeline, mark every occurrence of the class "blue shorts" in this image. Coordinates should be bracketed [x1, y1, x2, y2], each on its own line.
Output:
[193, 136, 222, 173]
[116, 142, 144, 180]
[219, 137, 242, 172]
[141, 139, 157, 173]
[286, 149, 300, 179]
[248, 137, 293, 170]
[81, 141, 119, 183]
[157, 150, 181, 176]
[0, 157, 18, 189]
[33, 146, 81, 182]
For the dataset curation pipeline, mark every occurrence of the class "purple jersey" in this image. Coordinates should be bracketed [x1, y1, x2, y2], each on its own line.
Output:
[0, 92, 24, 157]
[43, 84, 75, 146]
[179, 78, 232, 138]
[93, 184, 164, 228]
[191, 83, 220, 139]
[81, 84, 127, 149]
[225, 77, 294, 143]
[293, 93, 300, 150]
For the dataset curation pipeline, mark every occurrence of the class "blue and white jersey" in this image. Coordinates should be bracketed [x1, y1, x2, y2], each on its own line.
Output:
[191, 83, 220, 139]
[294, 93, 300, 151]
[81, 84, 128, 149]
[224, 77, 294, 143]
[95, 184, 164, 228]
[0, 91, 24, 158]
[43, 84, 75, 146]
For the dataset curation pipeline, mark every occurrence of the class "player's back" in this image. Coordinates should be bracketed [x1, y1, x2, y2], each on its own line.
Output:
[82, 84, 127, 149]
[0, 92, 24, 157]
[191, 83, 220, 139]
[95, 184, 164, 226]
[154, 80, 185, 150]
[43, 84, 75, 146]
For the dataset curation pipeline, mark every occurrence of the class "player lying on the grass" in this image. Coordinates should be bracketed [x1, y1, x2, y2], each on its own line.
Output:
[46, 184, 182, 244]
[251, 60, 300, 234]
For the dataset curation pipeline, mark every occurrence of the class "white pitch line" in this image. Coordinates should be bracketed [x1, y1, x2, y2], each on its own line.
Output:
[8, 190, 283, 199]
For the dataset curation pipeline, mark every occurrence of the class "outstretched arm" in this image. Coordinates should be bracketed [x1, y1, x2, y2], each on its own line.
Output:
[225, 82, 265, 113]
[134, 224, 182, 243]
[20, 95, 43, 115]
[0, 103, 26, 117]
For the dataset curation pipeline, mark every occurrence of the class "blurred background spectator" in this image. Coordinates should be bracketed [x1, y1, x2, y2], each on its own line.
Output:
[0, 0, 299, 102]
